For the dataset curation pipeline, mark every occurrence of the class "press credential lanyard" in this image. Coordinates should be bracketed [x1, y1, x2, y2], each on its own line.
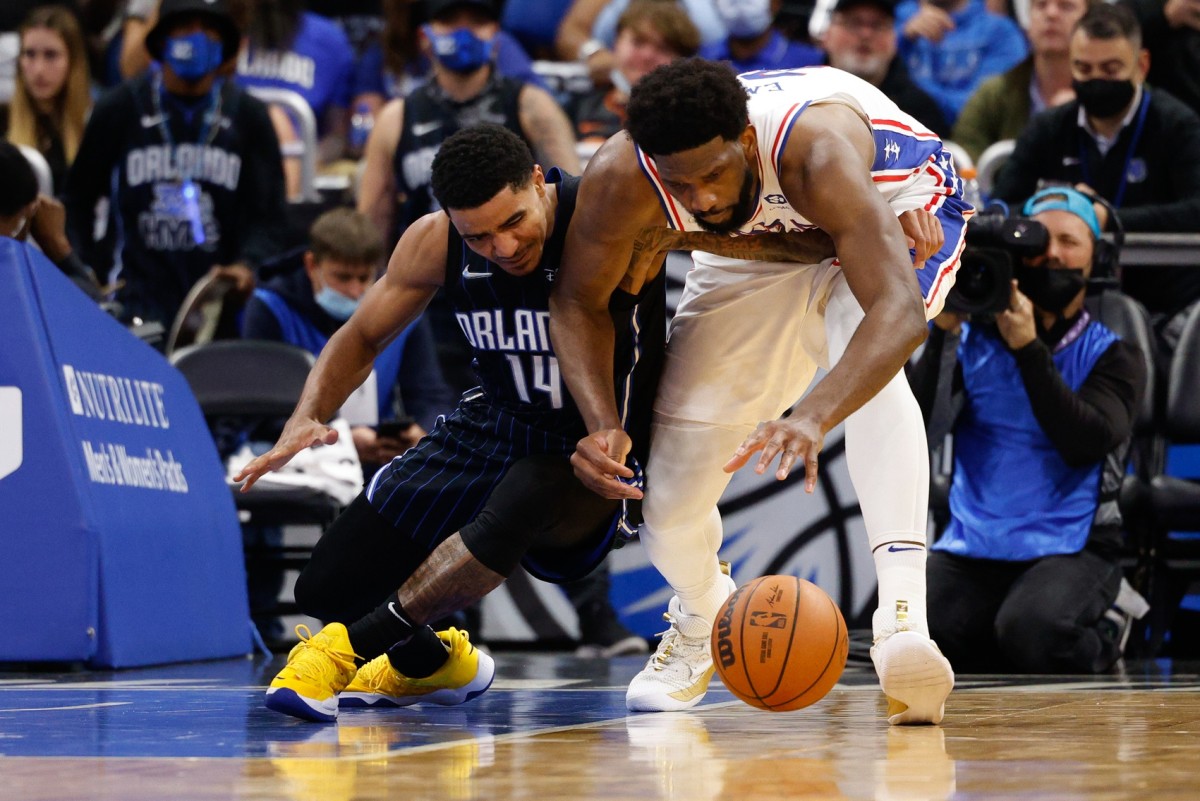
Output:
[151, 72, 224, 246]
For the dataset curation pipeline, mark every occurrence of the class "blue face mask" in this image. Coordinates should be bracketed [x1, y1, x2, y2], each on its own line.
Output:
[423, 25, 496, 74]
[315, 285, 360, 321]
[164, 31, 225, 81]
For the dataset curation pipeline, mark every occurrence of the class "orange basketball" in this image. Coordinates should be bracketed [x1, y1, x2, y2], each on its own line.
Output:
[711, 575, 849, 712]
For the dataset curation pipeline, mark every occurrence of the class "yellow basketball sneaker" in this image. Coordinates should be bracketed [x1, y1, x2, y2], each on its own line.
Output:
[265, 623, 360, 723]
[340, 628, 495, 708]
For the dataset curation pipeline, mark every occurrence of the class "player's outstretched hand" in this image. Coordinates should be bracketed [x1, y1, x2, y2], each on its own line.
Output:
[233, 418, 339, 492]
[899, 208, 944, 269]
[723, 417, 825, 493]
[571, 428, 642, 500]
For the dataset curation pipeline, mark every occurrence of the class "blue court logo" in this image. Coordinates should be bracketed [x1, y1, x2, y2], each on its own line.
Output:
[0, 387, 21, 481]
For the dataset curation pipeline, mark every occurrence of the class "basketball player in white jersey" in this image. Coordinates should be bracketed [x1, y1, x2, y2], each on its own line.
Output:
[550, 59, 972, 724]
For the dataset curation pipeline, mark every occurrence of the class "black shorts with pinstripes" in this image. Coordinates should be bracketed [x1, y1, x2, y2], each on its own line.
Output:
[364, 390, 585, 554]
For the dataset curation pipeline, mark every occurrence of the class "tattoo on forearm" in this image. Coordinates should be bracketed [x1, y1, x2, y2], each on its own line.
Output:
[630, 227, 836, 269]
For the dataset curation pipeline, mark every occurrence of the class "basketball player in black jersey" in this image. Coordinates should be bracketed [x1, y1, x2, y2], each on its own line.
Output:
[236, 124, 664, 723]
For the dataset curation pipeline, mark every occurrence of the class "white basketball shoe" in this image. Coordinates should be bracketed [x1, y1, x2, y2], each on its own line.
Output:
[870, 601, 955, 725]
[626, 574, 737, 712]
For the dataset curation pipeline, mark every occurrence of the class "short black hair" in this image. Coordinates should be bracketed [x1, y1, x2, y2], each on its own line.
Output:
[1075, 2, 1141, 49]
[625, 58, 748, 156]
[0, 142, 38, 217]
[431, 124, 535, 211]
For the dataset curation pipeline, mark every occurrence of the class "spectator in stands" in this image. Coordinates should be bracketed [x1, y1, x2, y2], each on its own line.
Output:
[351, 0, 546, 121]
[0, 140, 102, 300]
[557, 0, 727, 87]
[234, 0, 356, 166]
[896, 0, 1028, 125]
[702, 0, 822, 71]
[910, 186, 1147, 673]
[571, 0, 700, 149]
[4, 6, 91, 196]
[1123, 0, 1200, 116]
[953, 0, 1090, 163]
[65, 0, 287, 331]
[991, 3, 1200, 336]
[358, 0, 581, 393]
[242, 207, 454, 471]
[821, 0, 949, 137]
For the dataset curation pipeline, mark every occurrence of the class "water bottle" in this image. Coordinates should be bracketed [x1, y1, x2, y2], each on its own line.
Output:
[349, 102, 374, 154]
[959, 167, 984, 213]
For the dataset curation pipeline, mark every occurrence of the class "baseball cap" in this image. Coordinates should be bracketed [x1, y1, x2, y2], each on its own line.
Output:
[831, 0, 897, 17]
[145, 0, 241, 63]
[1023, 187, 1102, 240]
[425, 0, 499, 21]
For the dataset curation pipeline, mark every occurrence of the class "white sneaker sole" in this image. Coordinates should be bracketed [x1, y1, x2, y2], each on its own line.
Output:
[265, 686, 339, 723]
[340, 649, 496, 708]
[871, 631, 954, 725]
[625, 666, 714, 712]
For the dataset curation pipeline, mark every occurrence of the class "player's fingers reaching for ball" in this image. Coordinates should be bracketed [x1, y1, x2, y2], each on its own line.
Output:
[723, 422, 770, 473]
[234, 422, 338, 491]
[725, 418, 825, 490]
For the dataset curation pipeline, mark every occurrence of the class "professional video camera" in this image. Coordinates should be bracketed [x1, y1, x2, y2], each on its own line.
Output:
[943, 211, 1049, 316]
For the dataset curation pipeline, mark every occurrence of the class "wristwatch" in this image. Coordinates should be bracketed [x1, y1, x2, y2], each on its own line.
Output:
[576, 38, 606, 62]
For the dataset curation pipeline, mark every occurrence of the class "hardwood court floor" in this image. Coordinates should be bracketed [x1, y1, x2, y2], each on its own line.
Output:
[0, 652, 1197, 801]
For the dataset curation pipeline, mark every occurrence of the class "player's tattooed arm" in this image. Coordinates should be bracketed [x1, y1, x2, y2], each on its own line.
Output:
[632, 227, 836, 267]
[517, 84, 583, 174]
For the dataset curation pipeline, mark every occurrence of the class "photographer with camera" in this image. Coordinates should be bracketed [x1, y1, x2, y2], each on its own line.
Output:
[911, 186, 1147, 673]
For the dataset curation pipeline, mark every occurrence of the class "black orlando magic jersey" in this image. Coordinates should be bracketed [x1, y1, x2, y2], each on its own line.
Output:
[443, 169, 664, 463]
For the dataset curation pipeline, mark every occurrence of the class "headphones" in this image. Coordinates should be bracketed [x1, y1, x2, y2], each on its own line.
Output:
[1028, 182, 1124, 289]
[1085, 192, 1124, 288]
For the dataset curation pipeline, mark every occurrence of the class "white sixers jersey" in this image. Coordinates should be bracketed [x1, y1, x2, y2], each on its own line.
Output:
[636, 66, 960, 235]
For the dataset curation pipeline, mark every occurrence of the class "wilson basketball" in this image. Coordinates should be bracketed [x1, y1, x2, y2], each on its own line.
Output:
[711, 575, 849, 712]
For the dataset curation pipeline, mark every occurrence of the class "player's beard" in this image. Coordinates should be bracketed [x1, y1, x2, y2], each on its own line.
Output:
[694, 165, 759, 234]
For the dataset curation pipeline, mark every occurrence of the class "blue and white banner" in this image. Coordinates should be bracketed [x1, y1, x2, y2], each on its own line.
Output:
[0, 238, 250, 667]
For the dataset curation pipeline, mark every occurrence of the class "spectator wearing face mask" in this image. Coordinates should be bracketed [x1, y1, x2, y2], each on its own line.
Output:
[64, 0, 287, 330]
[701, 0, 823, 72]
[242, 207, 453, 469]
[356, 0, 581, 394]
[991, 3, 1200, 343]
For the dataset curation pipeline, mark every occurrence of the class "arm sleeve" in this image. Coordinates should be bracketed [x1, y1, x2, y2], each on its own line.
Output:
[396, 316, 457, 431]
[234, 93, 288, 271]
[1012, 337, 1145, 467]
[64, 85, 129, 276]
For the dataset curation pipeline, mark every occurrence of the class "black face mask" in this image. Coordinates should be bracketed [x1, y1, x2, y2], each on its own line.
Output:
[1015, 264, 1088, 312]
[1073, 78, 1137, 119]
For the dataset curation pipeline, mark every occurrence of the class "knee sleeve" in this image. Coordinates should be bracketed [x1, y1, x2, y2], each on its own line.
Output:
[459, 455, 576, 577]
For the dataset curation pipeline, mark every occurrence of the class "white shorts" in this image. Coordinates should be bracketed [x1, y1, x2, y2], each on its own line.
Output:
[654, 252, 842, 425]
